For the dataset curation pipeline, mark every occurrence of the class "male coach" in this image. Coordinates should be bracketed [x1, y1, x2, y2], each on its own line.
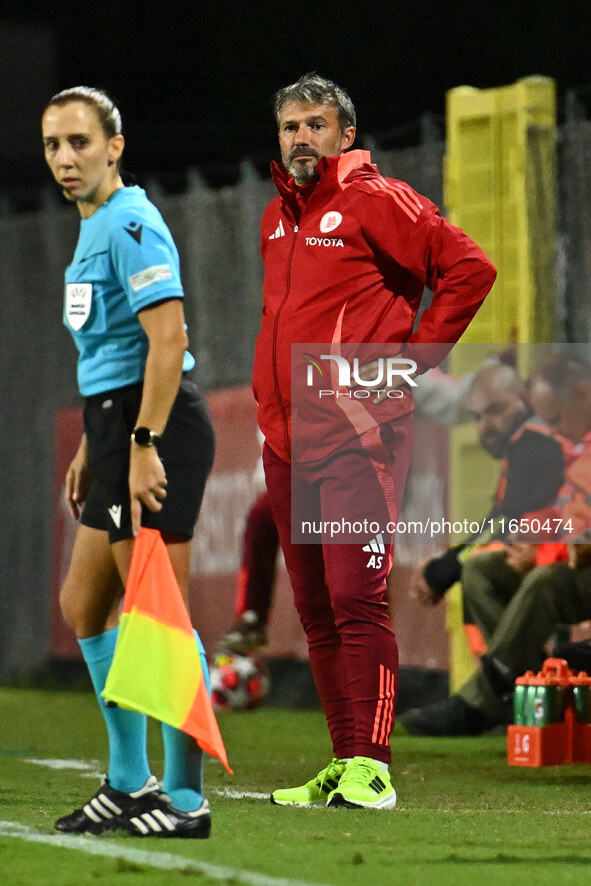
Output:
[252, 72, 496, 809]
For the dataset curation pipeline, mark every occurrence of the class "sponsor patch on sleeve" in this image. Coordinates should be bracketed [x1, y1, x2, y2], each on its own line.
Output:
[129, 264, 173, 292]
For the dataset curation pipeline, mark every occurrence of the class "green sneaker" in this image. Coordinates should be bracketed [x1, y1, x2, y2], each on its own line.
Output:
[270, 758, 347, 807]
[327, 756, 397, 809]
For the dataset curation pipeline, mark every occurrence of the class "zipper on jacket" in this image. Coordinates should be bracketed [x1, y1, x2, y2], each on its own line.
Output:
[272, 224, 298, 458]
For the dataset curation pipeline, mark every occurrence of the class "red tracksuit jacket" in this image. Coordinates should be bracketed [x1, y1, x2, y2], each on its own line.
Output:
[253, 150, 496, 463]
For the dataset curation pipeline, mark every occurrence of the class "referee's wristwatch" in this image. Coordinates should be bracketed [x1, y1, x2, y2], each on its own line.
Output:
[131, 427, 162, 448]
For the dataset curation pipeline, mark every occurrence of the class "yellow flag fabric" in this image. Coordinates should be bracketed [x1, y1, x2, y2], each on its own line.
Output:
[103, 527, 232, 773]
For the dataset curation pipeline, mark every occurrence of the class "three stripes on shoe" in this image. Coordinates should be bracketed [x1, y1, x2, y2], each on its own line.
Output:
[82, 788, 208, 835]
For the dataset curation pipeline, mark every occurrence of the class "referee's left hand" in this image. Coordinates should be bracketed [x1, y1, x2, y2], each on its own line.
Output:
[129, 445, 168, 537]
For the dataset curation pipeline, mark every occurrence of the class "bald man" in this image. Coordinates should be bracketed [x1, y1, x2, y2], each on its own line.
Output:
[402, 356, 591, 735]
[413, 363, 564, 608]
[401, 362, 566, 736]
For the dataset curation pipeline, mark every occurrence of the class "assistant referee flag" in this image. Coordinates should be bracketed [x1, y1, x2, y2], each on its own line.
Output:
[103, 527, 232, 773]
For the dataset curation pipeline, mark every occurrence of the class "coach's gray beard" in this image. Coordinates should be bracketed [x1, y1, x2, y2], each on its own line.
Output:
[288, 159, 320, 186]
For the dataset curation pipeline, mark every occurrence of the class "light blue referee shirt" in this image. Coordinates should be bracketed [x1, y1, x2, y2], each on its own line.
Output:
[64, 185, 195, 396]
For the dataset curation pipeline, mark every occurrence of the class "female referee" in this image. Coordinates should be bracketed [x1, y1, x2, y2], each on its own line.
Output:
[42, 87, 215, 838]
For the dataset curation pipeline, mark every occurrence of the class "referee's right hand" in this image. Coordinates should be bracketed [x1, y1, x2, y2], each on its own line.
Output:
[128, 445, 168, 536]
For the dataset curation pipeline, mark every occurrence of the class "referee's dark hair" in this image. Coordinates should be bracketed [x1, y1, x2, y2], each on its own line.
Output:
[45, 87, 122, 136]
[44, 87, 124, 170]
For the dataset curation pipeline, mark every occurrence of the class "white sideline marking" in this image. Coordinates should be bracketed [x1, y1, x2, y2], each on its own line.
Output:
[26, 758, 103, 779]
[215, 788, 269, 800]
[25, 760, 271, 800]
[26, 758, 97, 771]
[0, 821, 329, 886]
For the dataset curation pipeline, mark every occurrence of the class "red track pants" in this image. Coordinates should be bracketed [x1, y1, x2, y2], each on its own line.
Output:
[263, 414, 413, 763]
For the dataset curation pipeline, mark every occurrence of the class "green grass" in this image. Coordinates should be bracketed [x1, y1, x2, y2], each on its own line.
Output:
[2, 686, 591, 885]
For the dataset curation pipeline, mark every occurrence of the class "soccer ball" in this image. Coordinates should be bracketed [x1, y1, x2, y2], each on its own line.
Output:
[210, 651, 270, 712]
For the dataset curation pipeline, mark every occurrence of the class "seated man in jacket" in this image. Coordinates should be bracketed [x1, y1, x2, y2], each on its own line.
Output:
[413, 361, 564, 607]
[401, 354, 591, 736]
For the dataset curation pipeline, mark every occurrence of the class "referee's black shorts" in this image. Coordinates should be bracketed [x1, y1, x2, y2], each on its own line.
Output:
[81, 377, 215, 543]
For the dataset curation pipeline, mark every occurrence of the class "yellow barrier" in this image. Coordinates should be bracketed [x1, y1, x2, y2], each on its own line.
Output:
[443, 77, 557, 691]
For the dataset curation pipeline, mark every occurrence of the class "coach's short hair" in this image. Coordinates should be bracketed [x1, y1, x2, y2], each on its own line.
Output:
[273, 72, 356, 130]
